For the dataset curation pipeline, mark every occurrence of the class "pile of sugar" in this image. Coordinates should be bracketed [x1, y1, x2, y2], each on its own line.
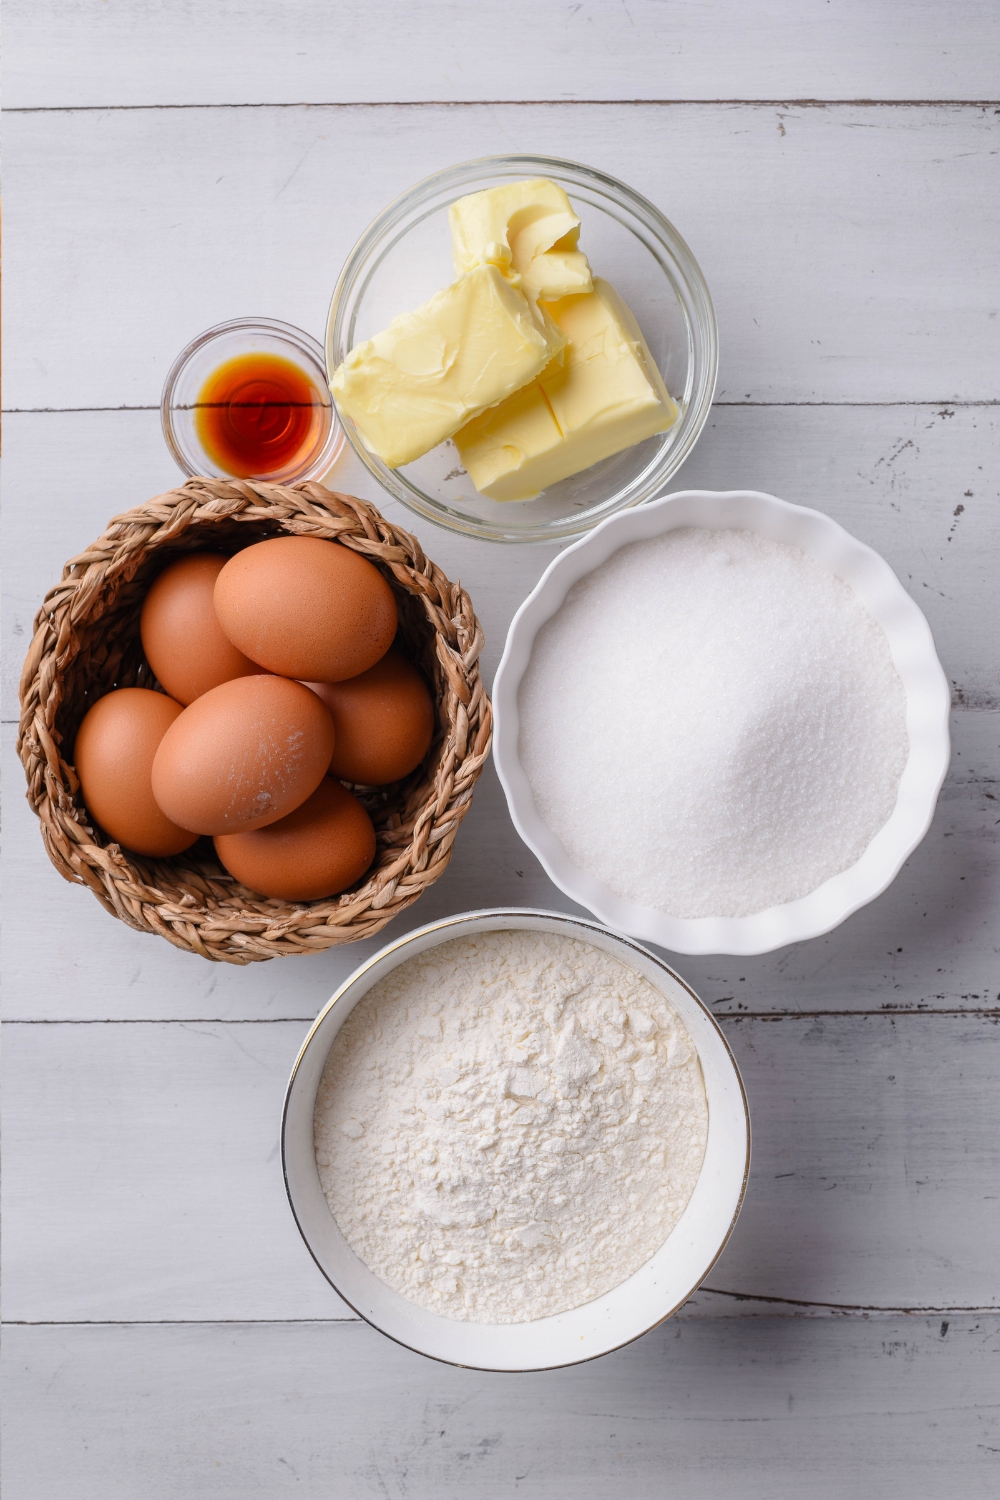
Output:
[518, 527, 909, 919]
[314, 930, 708, 1324]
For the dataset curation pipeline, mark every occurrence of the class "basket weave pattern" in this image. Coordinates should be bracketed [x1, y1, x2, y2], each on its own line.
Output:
[17, 479, 492, 964]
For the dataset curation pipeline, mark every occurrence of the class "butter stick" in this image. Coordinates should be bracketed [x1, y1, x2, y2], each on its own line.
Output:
[449, 178, 593, 304]
[331, 264, 564, 469]
[453, 278, 679, 501]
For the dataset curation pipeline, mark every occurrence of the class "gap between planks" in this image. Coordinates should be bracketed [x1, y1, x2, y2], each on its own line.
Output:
[701, 1291, 999, 1314]
[5, 1299, 997, 1325]
[7, 99, 1000, 114]
[4, 1011, 999, 1024]
[5, 401, 999, 415]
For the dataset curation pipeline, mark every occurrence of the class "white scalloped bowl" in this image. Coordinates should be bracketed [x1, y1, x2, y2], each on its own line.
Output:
[282, 908, 750, 1371]
[493, 490, 951, 957]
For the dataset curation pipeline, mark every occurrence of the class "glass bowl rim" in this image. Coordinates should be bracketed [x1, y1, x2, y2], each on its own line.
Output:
[161, 315, 344, 483]
[326, 153, 719, 544]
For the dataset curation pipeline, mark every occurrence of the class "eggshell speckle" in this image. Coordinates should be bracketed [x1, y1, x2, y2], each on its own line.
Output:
[73, 688, 198, 857]
[214, 535, 398, 682]
[140, 552, 261, 705]
[151, 674, 336, 835]
[214, 776, 376, 900]
[306, 648, 435, 785]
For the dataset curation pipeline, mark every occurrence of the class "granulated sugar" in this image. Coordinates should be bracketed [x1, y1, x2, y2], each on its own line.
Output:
[518, 527, 908, 919]
[314, 930, 708, 1324]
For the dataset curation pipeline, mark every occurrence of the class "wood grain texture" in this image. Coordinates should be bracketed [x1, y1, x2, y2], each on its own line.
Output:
[4, 104, 999, 411]
[1, 1018, 350, 1323]
[5, 0, 999, 108]
[4, 405, 996, 1020]
[4, 1014, 998, 1322]
[5, 716, 996, 1023]
[6, 402, 997, 718]
[3, 6, 999, 1479]
[4, 1319, 999, 1499]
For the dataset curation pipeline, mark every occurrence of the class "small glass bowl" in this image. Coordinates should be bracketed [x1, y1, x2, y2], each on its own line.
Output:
[162, 317, 344, 483]
[327, 154, 718, 544]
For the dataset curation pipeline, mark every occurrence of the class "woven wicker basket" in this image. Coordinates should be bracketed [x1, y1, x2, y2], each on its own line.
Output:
[17, 478, 492, 964]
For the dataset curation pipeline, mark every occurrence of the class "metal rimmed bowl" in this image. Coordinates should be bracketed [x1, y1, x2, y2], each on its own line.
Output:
[492, 491, 952, 957]
[281, 907, 750, 1372]
[326, 154, 717, 544]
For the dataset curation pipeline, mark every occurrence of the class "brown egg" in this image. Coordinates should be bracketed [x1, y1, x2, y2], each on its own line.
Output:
[151, 675, 336, 836]
[140, 552, 261, 705]
[213, 535, 398, 682]
[306, 649, 435, 785]
[73, 688, 198, 857]
[214, 777, 376, 901]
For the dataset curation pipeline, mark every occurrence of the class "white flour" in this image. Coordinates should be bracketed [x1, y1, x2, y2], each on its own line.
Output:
[314, 930, 708, 1324]
[518, 527, 909, 919]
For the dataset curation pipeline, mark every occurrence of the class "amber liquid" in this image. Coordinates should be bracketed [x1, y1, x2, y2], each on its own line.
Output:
[194, 352, 325, 478]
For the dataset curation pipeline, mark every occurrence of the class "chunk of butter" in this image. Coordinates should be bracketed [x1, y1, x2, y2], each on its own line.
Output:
[449, 178, 593, 304]
[453, 279, 679, 502]
[331, 263, 565, 469]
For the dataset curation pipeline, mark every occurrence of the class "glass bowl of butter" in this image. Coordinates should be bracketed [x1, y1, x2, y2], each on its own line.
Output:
[326, 155, 718, 544]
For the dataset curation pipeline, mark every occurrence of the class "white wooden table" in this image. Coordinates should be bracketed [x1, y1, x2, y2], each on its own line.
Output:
[3, 5, 999, 1494]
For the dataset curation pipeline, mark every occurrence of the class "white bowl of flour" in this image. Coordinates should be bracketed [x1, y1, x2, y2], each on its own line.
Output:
[282, 909, 749, 1371]
[493, 490, 951, 956]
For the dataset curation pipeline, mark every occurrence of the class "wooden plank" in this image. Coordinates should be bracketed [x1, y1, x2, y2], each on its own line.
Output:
[5, 0, 999, 108]
[4, 104, 998, 411]
[3, 404, 996, 1021]
[6, 402, 997, 717]
[4, 10, 996, 1488]
[4, 714, 996, 1023]
[3, 1015, 998, 1323]
[4, 1318, 999, 1498]
[707, 1013, 1000, 1311]
[0, 1019, 352, 1323]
